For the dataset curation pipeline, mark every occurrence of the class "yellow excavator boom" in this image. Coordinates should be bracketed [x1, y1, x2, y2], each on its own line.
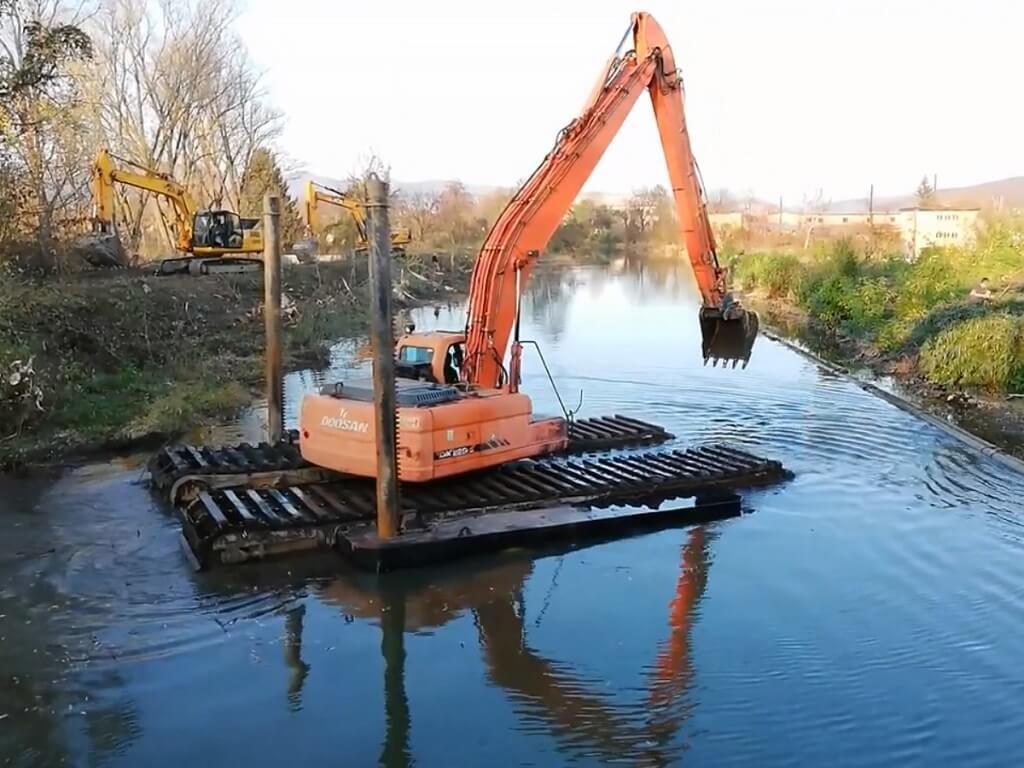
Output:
[92, 149, 197, 252]
[304, 179, 412, 251]
[82, 149, 264, 275]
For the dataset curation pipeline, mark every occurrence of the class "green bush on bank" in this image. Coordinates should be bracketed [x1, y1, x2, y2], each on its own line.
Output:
[731, 226, 1024, 394]
[920, 315, 1024, 394]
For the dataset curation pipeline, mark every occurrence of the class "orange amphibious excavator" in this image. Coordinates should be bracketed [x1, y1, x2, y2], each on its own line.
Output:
[299, 11, 759, 482]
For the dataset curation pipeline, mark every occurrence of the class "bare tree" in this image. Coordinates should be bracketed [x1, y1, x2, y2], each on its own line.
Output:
[434, 181, 477, 261]
[84, 0, 281, 257]
[0, 0, 95, 266]
[398, 191, 440, 242]
[706, 188, 737, 214]
[801, 187, 831, 250]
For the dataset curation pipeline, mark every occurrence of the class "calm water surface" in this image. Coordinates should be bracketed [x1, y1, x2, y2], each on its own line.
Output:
[3, 260, 1024, 767]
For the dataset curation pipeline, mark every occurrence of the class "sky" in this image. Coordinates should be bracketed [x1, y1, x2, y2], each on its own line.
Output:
[236, 0, 1023, 202]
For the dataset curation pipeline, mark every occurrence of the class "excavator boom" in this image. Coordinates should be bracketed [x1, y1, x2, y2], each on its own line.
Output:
[91, 148, 197, 252]
[464, 12, 757, 389]
[304, 180, 412, 252]
[81, 149, 263, 274]
[298, 11, 758, 484]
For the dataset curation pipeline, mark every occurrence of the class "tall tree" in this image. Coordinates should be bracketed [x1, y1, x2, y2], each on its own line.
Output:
[434, 181, 479, 258]
[238, 147, 303, 245]
[87, 0, 282, 257]
[915, 175, 936, 207]
[0, 0, 93, 265]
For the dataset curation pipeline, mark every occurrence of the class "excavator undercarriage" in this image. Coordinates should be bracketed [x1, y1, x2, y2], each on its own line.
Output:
[155, 255, 264, 276]
[150, 420, 788, 569]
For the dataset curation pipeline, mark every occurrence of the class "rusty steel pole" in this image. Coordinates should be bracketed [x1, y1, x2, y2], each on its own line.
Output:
[366, 173, 400, 539]
[263, 193, 284, 444]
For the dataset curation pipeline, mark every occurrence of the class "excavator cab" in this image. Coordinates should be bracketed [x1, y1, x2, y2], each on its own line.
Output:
[393, 331, 467, 384]
[193, 210, 243, 249]
[191, 210, 263, 256]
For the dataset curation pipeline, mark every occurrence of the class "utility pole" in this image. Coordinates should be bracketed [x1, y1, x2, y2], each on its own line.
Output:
[263, 193, 284, 444]
[868, 183, 875, 253]
[366, 173, 400, 540]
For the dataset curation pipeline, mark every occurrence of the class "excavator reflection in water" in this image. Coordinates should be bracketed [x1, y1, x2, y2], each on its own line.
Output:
[280, 520, 719, 766]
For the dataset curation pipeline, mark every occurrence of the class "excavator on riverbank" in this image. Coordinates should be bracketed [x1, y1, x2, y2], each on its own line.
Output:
[298, 11, 759, 482]
[77, 149, 264, 275]
[301, 179, 412, 255]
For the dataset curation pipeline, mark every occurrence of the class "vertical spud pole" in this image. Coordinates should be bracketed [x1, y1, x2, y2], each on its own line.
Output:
[366, 173, 399, 540]
[263, 193, 284, 444]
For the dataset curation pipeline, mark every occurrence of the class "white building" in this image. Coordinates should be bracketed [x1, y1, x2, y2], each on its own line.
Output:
[900, 207, 980, 257]
[709, 205, 980, 258]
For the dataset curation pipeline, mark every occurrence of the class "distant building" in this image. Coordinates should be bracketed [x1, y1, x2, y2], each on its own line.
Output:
[900, 207, 980, 257]
[708, 211, 745, 231]
[709, 204, 980, 258]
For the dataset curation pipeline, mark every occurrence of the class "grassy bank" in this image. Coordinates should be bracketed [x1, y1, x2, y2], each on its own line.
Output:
[728, 222, 1024, 457]
[730, 219, 1024, 396]
[0, 257, 468, 468]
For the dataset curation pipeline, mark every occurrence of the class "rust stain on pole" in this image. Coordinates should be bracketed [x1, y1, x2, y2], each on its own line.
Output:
[366, 173, 400, 540]
[263, 193, 284, 444]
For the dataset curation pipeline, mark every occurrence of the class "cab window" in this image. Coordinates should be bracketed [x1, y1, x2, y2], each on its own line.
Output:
[398, 346, 433, 364]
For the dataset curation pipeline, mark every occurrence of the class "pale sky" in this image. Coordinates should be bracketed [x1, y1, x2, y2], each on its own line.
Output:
[237, 0, 1023, 202]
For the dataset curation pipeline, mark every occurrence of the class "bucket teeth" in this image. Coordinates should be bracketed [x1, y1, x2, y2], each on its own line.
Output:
[699, 307, 759, 368]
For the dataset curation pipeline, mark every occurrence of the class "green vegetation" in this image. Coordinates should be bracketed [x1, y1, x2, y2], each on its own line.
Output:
[0, 257, 465, 467]
[920, 315, 1024, 394]
[238, 149, 306, 246]
[548, 187, 680, 260]
[732, 218, 1024, 395]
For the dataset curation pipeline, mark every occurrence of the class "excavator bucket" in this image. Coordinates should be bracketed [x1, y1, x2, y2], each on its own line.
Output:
[72, 232, 127, 268]
[699, 307, 759, 368]
[290, 238, 319, 264]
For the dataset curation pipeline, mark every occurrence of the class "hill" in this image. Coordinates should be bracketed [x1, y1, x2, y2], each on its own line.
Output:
[826, 177, 1024, 212]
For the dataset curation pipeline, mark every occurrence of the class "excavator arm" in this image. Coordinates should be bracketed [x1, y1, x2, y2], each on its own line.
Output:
[304, 180, 412, 250]
[463, 12, 758, 390]
[91, 148, 197, 252]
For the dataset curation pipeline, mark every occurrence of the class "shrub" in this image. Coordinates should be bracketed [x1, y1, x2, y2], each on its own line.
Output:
[757, 253, 803, 298]
[731, 252, 805, 299]
[920, 315, 1024, 394]
[800, 273, 856, 330]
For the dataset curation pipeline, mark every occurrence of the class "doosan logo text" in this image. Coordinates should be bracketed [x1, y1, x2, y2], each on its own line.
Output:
[321, 408, 369, 433]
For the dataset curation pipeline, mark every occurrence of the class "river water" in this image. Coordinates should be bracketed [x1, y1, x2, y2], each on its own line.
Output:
[3, 260, 1024, 767]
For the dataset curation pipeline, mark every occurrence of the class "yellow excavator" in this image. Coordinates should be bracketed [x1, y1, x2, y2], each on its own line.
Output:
[79, 149, 264, 275]
[302, 179, 412, 254]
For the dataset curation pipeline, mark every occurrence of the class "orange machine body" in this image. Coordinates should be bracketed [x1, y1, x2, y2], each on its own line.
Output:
[300, 378, 566, 482]
[299, 11, 753, 483]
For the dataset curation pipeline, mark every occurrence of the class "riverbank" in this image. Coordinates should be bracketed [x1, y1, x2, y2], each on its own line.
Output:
[731, 235, 1024, 460]
[0, 257, 469, 469]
